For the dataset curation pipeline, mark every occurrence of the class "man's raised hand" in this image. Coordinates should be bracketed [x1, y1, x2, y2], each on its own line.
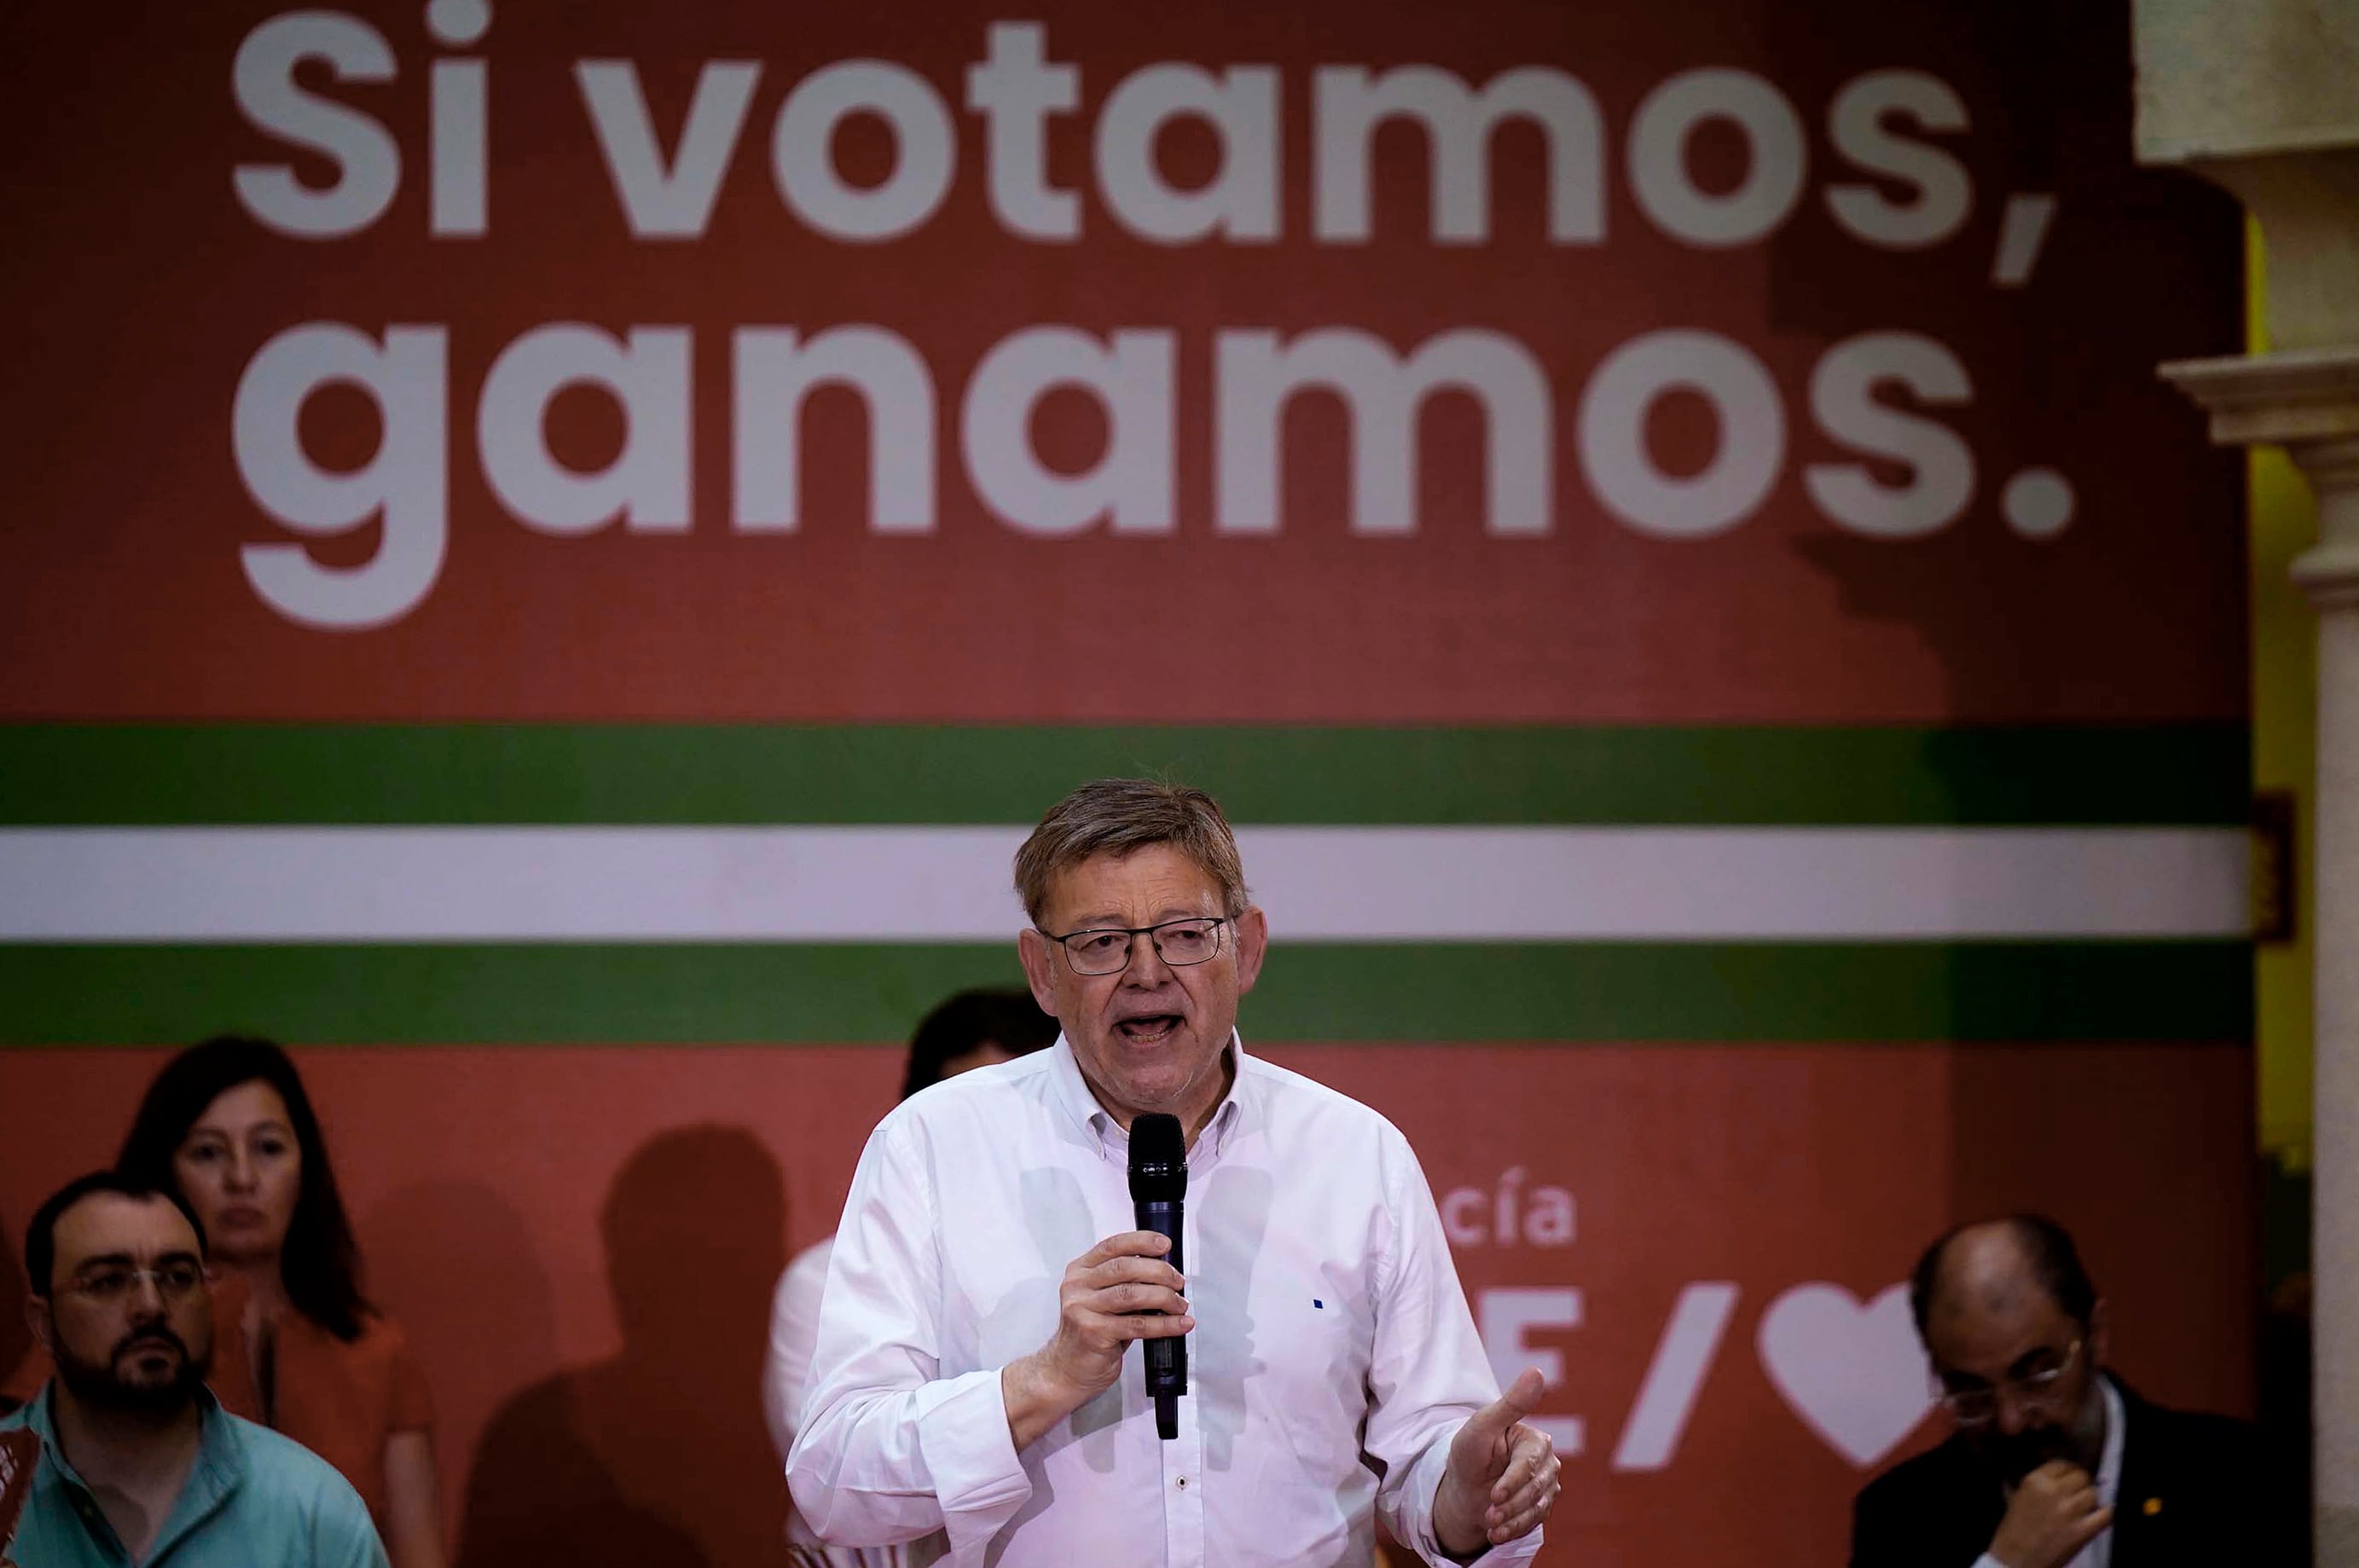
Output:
[1001, 1230, 1193, 1449]
[1435, 1367, 1561, 1558]
[1989, 1461, 2112, 1568]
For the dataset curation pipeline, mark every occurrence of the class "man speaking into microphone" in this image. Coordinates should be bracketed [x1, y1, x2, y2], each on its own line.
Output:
[788, 779, 1560, 1567]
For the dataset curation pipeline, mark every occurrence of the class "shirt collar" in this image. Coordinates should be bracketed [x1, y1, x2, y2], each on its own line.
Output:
[26, 1380, 246, 1553]
[2095, 1373, 2125, 1507]
[1046, 1031, 1250, 1166]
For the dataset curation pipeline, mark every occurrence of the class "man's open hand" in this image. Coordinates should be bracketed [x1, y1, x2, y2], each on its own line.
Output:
[1434, 1368, 1560, 1558]
[1989, 1461, 2112, 1568]
[1002, 1230, 1193, 1449]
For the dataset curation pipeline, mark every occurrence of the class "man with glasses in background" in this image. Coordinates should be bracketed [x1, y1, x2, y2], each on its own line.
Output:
[1850, 1214, 2258, 1568]
[788, 778, 1560, 1567]
[3, 1171, 385, 1567]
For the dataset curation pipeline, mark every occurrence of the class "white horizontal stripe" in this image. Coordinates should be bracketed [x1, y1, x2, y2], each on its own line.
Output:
[0, 826, 2251, 942]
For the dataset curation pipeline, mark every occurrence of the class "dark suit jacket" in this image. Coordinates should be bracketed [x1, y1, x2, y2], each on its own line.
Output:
[1850, 1378, 2263, 1568]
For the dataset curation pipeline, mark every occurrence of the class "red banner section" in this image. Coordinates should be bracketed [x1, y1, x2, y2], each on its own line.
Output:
[0, 1041, 2253, 1567]
[0, 2, 2240, 723]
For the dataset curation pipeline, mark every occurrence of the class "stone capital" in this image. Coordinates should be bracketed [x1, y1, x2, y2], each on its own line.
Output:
[2162, 348, 2359, 607]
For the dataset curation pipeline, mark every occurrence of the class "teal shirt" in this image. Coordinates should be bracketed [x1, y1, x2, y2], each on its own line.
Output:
[1, 1385, 388, 1568]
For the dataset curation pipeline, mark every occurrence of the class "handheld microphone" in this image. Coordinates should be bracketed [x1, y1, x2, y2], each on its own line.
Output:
[1127, 1112, 1188, 1440]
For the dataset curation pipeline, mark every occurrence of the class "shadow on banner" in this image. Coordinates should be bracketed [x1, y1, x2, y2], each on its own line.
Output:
[457, 1125, 788, 1568]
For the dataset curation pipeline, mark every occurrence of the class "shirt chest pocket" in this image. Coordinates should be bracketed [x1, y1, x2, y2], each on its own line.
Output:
[1198, 1257, 1376, 1482]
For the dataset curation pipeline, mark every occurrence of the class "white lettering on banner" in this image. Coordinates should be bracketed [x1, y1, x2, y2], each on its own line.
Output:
[1440, 1168, 1577, 1247]
[225, 14, 1978, 252]
[1481, 1289, 1585, 1456]
[231, 321, 2003, 625]
[1094, 64, 1281, 244]
[1823, 72, 1974, 249]
[477, 325, 693, 535]
[1805, 333, 1976, 538]
[221, 14, 2070, 630]
[231, 324, 448, 632]
[772, 61, 958, 242]
[426, 0, 490, 236]
[960, 329, 1175, 535]
[966, 23, 1080, 240]
[1626, 69, 1807, 249]
[1578, 330, 1786, 538]
[232, 12, 402, 238]
[578, 61, 762, 240]
[733, 327, 937, 534]
[1216, 329, 1552, 536]
[1313, 66, 1606, 245]
[1471, 1277, 1935, 1477]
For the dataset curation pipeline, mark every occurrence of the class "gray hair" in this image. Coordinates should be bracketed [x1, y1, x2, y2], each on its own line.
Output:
[1014, 778, 1249, 926]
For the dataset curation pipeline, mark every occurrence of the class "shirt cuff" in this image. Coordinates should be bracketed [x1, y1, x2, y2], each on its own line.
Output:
[913, 1368, 1033, 1562]
[1394, 1432, 1545, 1568]
[1447, 1530, 1546, 1567]
[1973, 1557, 2008, 1568]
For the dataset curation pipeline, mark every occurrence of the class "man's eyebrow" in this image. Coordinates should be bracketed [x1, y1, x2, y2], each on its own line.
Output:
[70, 1247, 204, 1272]
[69, 1251, 137, 1273]
[1056, 906, 1218, 930]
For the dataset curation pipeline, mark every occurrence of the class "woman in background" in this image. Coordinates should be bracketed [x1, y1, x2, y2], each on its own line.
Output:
[9, 1036, 446, 1568]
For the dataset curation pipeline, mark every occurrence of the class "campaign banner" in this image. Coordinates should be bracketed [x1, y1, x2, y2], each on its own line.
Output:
[1, 0, 2240, 724]
[0, 1, 2250, 1565]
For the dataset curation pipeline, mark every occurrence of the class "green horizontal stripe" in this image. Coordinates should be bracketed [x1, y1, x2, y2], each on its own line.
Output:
[0, 723, 2249, 826]
[0, 942, 2251, 1045]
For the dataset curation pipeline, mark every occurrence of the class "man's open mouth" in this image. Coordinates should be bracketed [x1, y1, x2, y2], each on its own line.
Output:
[1116, 1014, 1182, 1044]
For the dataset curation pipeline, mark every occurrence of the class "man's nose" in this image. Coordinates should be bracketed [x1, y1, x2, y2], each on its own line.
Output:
[1993, 1390, 2035, 1436]
[125, 1271, 168, 1315]
[1122, 931, 1174, 984]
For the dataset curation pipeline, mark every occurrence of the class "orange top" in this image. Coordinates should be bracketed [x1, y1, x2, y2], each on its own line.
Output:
[2, 1272, 432, 1524]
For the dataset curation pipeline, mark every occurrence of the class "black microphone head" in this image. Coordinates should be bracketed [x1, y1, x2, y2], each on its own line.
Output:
[1127, 1112, 1187, 1202]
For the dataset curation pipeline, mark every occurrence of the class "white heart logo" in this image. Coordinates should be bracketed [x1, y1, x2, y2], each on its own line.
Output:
[1757, 1282, 1935, 1468]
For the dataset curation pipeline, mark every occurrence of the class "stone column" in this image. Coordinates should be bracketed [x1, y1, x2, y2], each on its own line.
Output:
[2133, 3, 2359, 1559]
[2163, 353, 2359, 1560]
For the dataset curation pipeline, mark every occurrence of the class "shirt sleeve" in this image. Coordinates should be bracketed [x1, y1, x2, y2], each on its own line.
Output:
[380, 1322, 435, 1434]
[785, 1115, 1033, 1562]
[310, 1467, 395, 1568]
[1363, 1129, 1545, 1568]
[763, 1240, 833, 1462]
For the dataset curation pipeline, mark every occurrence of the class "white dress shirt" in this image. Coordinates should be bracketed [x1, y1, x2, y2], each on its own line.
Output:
[1973, 1375, 2125, 1568]
[766, 1236, 948, 1568]
[785, 1035, 1542, 1568]
[766, 1236, 836, 1464]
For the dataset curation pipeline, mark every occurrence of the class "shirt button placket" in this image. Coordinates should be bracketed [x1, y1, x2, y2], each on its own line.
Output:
[1177, 1206, 1210, 1565]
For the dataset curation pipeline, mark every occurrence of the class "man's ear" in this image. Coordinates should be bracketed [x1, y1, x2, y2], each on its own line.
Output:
[25, 1292, 52, 1357]
[2086, 1298, 2110, 1368]
[1017, 927, 1061, 1020]
[1232, 906, 1270, 995]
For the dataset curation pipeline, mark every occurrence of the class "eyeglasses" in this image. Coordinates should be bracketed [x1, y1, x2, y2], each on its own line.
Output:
[1040, 916, 1231, 976]
[61, 1263, 211, 1305]
[1934, 1339, 2082, 1426]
